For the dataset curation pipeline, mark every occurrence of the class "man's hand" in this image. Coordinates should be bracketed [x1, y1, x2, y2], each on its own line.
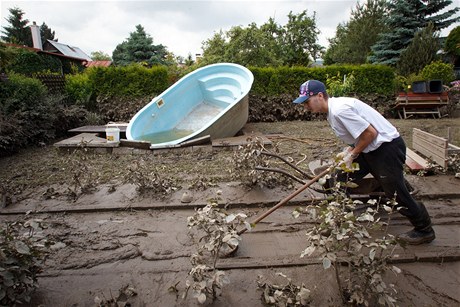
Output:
[336, 150, 358, 169]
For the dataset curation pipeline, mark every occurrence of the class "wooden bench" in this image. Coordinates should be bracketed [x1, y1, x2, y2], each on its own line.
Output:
[412, 128, 460, 168]
[394, 92, 449, 119]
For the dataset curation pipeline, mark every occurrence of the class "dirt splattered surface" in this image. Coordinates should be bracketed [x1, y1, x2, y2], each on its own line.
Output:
[1, 119, 460, 306]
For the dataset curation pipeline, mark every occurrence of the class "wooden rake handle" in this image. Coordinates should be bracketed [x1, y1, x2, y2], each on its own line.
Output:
[237, 167, 332, 235]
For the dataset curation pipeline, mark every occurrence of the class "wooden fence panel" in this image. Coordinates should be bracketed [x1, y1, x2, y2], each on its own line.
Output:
[412, 128, 448, 168]
[35, 74, 66, 94]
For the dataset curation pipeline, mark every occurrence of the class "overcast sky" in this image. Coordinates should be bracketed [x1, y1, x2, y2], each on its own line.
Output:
[1, 0, 459, 60]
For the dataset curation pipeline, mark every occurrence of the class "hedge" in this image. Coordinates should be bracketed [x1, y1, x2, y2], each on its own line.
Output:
[249, 64, 396, 96]
[87, 65, 169, 97]
[64, 64, 397, 122]
[66, 64, 395, 104]
[65, 64, 169, 111]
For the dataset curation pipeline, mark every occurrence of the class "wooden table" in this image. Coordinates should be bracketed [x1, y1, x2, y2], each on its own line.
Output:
[394, 92, 449, 119]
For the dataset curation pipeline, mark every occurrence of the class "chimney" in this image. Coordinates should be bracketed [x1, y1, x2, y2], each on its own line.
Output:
[30, 21, 43, 50]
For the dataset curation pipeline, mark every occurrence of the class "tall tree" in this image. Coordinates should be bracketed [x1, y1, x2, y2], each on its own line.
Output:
[369, 0, 459, 65]
[224, 23, 283, 67]
[343, 0, 389, 63]
[1, 7, 58, 48]
[444, 26, 460, 66]
[112, 25, 168, 66]
[260, 17, 285, 62]
[1, 7, 32, 46]
[281, 10, 322, 65]
[184, 53, 194, 66]
[323, 23, 349, 65]
[201, 30, 228, 64]
[40, 22, 57, 42]
[90, 51, 111, 61]
[324, 0, 388, 65]
[397, 23, 440, 76]
[423, 0, 460, 30]
[201, 10, 322, 67]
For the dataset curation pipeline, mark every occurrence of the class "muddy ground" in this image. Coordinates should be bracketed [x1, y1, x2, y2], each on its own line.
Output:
[1, 118, 460, 306]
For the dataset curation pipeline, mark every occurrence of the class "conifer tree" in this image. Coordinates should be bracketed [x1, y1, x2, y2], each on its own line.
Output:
[40, 22, 57, 42]
[112, 24, 168, 66]
[1, 7, 58, 48]
[1, 7, 31, 46]
[369, 0, 459, 66]
[397, 23, 440, 76]
[324, 0, 388, 65]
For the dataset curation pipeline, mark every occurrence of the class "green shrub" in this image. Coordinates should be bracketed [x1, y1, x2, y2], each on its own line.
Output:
[420, 61, 456, 85]
[0, 44, 16, 73]
[5, 49, 62, 75]
[0, 74, 87, 156]
[0, 113, 24, 155]
[0, 73, 47, 115]
[395, 73, 422, 93]
[65, 72, 94, 109]
[444, 26, 460, 59]
[326, 73, 356, 97]
[348, 64, 395, 95]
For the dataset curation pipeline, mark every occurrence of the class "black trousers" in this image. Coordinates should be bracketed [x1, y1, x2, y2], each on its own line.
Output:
[339, 136, 423, 219]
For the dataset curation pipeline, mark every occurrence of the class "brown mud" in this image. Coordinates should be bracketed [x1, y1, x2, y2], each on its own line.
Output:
[1, 119, 459, 306]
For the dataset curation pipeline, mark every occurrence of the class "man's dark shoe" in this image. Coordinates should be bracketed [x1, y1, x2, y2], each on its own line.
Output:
[397, 227, 435, 245]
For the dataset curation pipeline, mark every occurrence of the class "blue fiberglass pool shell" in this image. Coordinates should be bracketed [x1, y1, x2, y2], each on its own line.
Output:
[126, 63, 254, 148]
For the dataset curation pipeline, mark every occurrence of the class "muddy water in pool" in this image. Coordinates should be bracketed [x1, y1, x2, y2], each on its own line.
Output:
[140, 128, 193, 144]
[138, 103, 223, 144]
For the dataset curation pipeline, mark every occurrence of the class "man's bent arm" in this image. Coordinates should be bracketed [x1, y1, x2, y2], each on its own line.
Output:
[350, 124, 378, 156]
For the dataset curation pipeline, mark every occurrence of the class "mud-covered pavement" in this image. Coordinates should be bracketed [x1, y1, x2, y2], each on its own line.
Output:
[1, 119, 460, 306]
[1, 176, 459, 306]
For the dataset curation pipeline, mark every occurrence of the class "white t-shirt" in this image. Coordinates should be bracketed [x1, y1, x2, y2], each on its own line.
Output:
[327, 97, 399, 153]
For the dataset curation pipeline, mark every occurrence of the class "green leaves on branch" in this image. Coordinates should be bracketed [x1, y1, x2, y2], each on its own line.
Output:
[201, 10, 322, 67]
[324, 0, 388, 65]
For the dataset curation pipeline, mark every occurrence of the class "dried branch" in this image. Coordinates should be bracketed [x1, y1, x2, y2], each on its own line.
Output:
[255, 166, 306, 184]
[261, 151, 313, 179]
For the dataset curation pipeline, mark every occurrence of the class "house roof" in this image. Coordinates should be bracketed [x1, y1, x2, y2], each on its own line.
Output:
[84, 60, 112, 67]
[5, 42, 91, 63]
[45, 40, 92, 61]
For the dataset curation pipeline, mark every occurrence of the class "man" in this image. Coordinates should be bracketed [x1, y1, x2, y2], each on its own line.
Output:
[293, 80, 435, 245]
